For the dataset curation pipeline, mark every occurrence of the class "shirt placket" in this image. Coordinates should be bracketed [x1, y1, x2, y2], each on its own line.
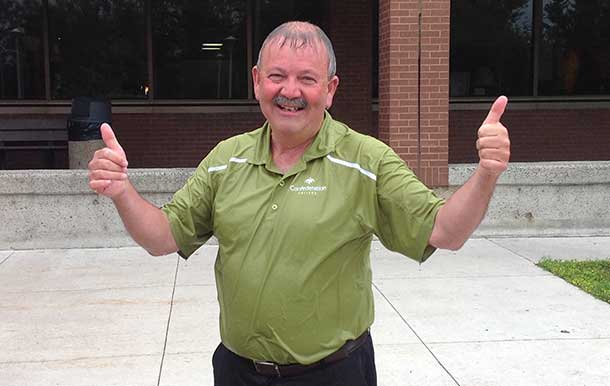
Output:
[267, 174, 292, 215]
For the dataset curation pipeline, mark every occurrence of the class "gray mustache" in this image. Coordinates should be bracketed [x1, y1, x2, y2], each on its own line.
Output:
[273, 95, 307, 109]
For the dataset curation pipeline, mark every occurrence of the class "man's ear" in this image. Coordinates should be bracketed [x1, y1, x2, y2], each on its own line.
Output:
[325, 75, 340, 109]
[252, 66, 261, 101]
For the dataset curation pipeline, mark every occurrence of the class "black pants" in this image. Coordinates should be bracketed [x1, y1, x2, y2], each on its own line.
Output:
[212, 334, 377, 386]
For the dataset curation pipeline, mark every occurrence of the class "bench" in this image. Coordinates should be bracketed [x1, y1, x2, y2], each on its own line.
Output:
[0, 118, 68, 169]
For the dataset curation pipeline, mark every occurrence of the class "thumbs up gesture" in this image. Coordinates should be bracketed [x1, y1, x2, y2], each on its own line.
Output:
[88, 123, 129, 198]
[476, 96, 511, 176]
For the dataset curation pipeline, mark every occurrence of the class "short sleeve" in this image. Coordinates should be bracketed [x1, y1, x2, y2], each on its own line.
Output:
[161, 159, 215, 259]
[374, 148, 445, 262]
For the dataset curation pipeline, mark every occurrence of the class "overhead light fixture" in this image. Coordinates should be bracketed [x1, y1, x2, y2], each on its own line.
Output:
[202, 42, 223, 51]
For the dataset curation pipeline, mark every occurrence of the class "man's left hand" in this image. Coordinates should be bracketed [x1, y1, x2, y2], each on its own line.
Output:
[476, 96, 511, 176]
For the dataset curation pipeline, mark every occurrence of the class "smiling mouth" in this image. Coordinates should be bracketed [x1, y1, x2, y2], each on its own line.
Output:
[277, 104, 304, 112]
[273, 95, 306, 112]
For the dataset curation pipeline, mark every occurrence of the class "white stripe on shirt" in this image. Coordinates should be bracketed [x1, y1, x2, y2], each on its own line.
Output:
[326, 154, 377, 181]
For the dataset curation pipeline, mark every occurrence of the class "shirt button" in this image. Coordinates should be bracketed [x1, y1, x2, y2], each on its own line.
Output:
[271, 204, 278, 210]
[279, 180, 285, 187]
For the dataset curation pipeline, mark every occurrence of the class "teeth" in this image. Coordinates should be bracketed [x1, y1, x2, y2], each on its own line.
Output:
[280, 105, 299, 112]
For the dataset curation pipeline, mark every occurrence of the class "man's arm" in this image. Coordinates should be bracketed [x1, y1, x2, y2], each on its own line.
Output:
[429, 96, 510, 250]
[88, 123, 179, 256]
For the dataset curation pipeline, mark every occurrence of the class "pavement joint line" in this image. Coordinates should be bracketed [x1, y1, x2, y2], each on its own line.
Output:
[174, 283, 217, 288]
[0, 251, 15, 267]
[372, 282, 462, 386]
[2, 246, 145, 253]
[1, 284, 177, 295]
[157, 255, 180, 386]
[486, 238, 538, 263]
[0, 353, 160, 366]
[372, 336, 610, 347]
[375, 273, 552, 281]
[164, 350, 214, 356]
[426, 337, 610, 345]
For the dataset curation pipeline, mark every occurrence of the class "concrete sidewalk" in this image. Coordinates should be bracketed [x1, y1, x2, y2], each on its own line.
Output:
[1, 237, 609, 386]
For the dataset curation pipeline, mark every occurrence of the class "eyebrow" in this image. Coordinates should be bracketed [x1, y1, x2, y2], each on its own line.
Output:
[266, 67, 287, 74]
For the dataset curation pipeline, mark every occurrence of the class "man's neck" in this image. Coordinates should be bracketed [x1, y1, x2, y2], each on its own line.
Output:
[270, 130, 318, 174]
[271, 127, 318, 152]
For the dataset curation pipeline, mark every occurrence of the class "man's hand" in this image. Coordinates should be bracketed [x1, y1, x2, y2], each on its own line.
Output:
[476, 96, 511, 176]
[88, 123, 129, 199]
[429, 95, 511, 250]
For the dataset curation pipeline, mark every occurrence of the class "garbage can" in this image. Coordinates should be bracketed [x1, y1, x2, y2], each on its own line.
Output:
[67, 97, 111, 169]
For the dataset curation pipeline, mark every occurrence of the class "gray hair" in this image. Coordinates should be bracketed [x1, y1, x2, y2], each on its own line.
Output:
[256, 21, 337, 79]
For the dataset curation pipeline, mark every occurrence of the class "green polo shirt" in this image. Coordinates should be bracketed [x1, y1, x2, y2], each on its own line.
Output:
[162, 112, 444, 365]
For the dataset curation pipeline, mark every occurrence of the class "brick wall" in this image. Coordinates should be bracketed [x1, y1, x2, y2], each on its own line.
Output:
[378, 0, 420, 164]
[115, 112, 264, 168]
[450, 108, 610, 163]
[419, 0, 449, 186]
[327, 0, 373, 135]
[0, 112, 264, 169]
[378, 0, 450, 187]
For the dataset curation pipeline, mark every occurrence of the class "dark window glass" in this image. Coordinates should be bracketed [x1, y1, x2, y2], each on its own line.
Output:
[539, 0, 610, 95]
[0, 0, 45, 99]
[450, 0, 533, 97]
[48, 0, 147, 99]
[153, 0, 247, 99]
[253, 0, 327, 66]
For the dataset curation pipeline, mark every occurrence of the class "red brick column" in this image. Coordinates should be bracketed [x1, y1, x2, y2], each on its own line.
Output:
[378, 0, 449, 187]
[420, 0, 449, 186]
[327, 0, 373, 135]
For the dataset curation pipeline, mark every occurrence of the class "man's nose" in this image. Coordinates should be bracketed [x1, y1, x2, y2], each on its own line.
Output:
[280, 77, 301, 99]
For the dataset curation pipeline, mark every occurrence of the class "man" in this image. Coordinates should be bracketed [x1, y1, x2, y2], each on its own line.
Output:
[88, 21, 510, 386]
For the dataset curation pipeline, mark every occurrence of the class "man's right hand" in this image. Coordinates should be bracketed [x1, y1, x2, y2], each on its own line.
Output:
[88, 123, 129, 199]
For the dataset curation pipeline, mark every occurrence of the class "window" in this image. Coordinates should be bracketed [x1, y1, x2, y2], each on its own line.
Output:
[152, 0, 247, 99]
[48, 0, 147, 99]
[539, 0, 610, 95]
[252, 0, 326, 64]
[0, 0, 45, 99]
[450, 0, 533, 97]
[450, 0, 610, 98]
[0, 0, 329, 101]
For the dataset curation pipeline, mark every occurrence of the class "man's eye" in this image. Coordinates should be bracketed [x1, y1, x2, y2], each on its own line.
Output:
[301, 77, 316, 84]
[269, 74, 284, 81]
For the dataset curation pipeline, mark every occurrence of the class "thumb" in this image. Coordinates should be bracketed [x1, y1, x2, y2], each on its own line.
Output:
[100, 123, 123, 152]
[483, 95, 508, 125]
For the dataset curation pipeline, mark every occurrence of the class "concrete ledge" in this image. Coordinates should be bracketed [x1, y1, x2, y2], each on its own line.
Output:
[450, 161, 610, 186]
[0, 168, 192, 195]
[1, 161, 609, 249]
[0, 169, 192, 250]
[449, 161, 610, 237]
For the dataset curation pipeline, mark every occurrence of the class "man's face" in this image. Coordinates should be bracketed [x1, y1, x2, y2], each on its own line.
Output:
[252, 40, 339, 139]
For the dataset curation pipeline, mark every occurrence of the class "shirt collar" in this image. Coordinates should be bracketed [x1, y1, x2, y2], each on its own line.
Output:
[249, 111, 348, 166]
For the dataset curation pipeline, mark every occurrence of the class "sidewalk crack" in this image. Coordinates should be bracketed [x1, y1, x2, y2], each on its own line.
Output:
[373, 282, 462, 386]
[486, 238, 538, 263]
[157, 255, 180, 386]
[0, 251, 15, 267]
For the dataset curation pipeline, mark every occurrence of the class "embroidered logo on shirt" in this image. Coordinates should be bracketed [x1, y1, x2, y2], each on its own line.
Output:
[290, 177, 327, 196]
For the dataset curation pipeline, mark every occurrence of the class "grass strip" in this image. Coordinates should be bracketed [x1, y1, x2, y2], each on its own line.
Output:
[537, 259, 610, 304]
